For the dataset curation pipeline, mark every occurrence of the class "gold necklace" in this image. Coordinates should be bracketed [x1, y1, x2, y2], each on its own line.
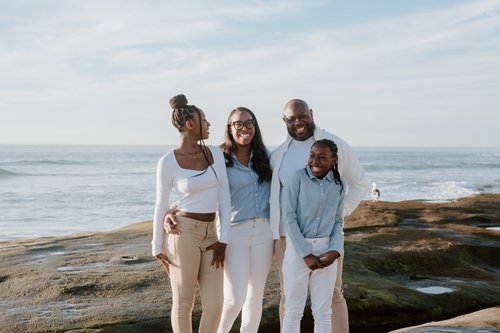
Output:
[177, 146, 200, 158]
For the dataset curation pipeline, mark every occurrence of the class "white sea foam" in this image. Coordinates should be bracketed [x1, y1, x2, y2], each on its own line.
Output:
[433, 181, 479, 199]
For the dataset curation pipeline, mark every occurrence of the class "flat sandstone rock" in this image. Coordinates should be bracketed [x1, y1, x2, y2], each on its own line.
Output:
[1, 194, 499, 332]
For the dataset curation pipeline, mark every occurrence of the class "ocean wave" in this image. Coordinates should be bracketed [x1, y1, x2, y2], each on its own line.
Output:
[364, 164, 453, 171]
[369, 180, 481, 202]
[5, 159, 88, 166]
[0, 167, 17, 177]
[433, 181, 479, 199]
[363, 163, 500, 172]
[481, 162, 500, 168]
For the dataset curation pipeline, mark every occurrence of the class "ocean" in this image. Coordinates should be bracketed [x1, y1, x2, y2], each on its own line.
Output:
[1, 145, 499, 241]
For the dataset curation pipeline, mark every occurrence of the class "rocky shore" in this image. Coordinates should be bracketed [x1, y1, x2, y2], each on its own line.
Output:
[1, 194, 499, 332]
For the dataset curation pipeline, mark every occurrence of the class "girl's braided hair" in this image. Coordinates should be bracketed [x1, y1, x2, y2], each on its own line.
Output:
[313, 139, 344, 193]
[170, 94, 201, 132]
[169, 94, 217, 180]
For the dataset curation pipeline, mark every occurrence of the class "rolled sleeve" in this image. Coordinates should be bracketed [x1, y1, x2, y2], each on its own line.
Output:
[329, 186, 346, 256]
[338, 143, 368, 217]
[283, 171, 310, 258]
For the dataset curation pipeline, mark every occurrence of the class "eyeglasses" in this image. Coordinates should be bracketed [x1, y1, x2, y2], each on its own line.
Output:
[230, 119, 255, 130]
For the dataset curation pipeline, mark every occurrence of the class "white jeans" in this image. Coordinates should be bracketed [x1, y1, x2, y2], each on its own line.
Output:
[217, 218, 274, 333]
[282, 237, 338, 333]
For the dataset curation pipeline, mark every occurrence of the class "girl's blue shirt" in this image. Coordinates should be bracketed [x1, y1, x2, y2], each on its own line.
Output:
[282, 165, 345, 258]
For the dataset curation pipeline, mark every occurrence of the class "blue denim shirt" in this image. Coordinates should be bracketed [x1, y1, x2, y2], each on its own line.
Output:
[282, 166, 345, 258]
[226, 155, 270, 224]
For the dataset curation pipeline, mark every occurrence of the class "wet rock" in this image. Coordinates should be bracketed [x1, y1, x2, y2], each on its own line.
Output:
[0, 195, 499, 332]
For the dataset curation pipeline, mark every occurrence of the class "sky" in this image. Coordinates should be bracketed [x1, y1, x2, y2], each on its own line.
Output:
[0, 0, 499, 147]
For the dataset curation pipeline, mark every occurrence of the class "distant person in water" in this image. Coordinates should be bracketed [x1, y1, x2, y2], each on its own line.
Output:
[270, 98, 368, 332]
[152, 94, 231, 333]
[282, 139, 345, 333]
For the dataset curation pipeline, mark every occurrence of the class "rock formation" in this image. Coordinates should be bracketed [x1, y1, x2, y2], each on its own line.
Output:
[1, 194, 499, 332]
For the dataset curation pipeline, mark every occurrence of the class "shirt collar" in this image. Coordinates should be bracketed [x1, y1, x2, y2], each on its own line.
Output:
[305, 165, 334, 182]
[232, 151, 253, 168]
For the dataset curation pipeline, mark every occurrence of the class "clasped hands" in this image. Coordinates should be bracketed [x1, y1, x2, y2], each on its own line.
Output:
[303, 250, 340, 271]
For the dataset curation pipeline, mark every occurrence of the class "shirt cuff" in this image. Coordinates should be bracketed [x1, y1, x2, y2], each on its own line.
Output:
[152, 243, 163, 257]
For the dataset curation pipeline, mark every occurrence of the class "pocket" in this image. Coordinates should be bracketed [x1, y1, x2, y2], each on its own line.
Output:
[283, 241, 297, 261]
[311, 240, 329, 256]
[259, 221, 273, 239]
[207, 223, 218, 243]
[166, 233, 177, 263]
[176, 219, 197, 233]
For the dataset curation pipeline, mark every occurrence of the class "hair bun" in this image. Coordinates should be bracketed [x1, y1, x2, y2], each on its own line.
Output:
[170, 94, 188, 109]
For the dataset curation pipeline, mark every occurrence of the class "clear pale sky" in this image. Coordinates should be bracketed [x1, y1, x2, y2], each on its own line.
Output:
[1, 0, 499, 147]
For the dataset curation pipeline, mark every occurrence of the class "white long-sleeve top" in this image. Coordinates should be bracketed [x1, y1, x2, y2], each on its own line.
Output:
[269, 126, 368, 239]
[151, 145, 231, 256]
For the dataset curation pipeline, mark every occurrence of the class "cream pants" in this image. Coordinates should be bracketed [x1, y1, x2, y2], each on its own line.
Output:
[277, 236, 349, 333]
[282, 237, 338, 333]
[217, 218, 274, 333]
[165, 216, 223, 333]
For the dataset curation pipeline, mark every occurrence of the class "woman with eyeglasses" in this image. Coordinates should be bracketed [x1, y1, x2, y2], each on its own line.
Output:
[152, 94, 231, 333]
[216, 107, 274, 333]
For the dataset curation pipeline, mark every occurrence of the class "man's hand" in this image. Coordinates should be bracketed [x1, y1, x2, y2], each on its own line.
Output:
[303, 254, 323, 270]
[318, 250, 340, 267]
[206, 242, 227, 269]
[163, 207, 180, 234]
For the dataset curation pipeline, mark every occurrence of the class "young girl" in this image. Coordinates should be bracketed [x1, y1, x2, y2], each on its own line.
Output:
[281, 139, 345, 333]
[152, 94, 231, 333]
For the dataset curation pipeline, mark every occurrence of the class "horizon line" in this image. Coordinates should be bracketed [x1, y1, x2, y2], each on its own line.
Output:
[1, 143, 499, 149]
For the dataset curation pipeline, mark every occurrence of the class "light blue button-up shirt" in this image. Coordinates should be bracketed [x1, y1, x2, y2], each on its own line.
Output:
[226, 155, 270, 224]
[282, 166, 345, 258]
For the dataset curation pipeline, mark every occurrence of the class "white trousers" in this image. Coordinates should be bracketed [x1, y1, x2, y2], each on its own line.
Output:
[282, 237, 338, 333]
[217, 218, 274, 333]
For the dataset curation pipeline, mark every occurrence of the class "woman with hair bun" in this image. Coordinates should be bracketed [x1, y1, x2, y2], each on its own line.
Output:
[152, 94, 231, 333]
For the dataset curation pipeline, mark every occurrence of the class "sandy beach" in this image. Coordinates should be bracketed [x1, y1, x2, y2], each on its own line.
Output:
[1, 194, 499, 332]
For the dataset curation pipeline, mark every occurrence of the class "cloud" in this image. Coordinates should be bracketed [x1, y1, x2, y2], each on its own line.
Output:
[1, 0, 499, 146]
